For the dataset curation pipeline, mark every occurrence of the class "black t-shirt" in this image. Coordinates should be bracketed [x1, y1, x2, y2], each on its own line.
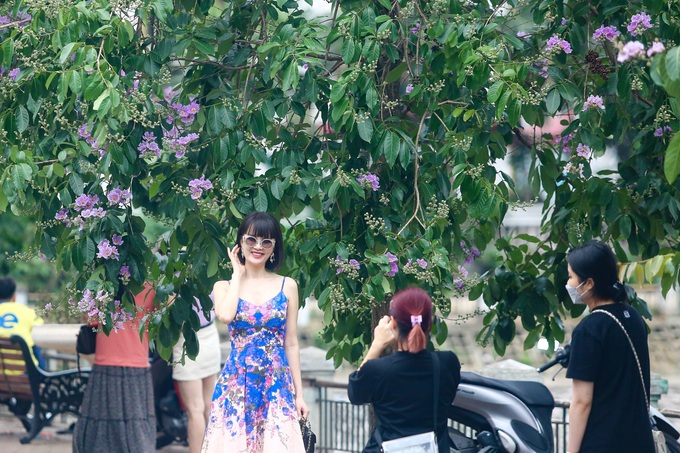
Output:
[348, 350, 461, 453]
[566, 303, 654, 453]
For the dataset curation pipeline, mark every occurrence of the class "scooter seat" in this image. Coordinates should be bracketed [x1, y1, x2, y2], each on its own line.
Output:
[459, 371, 554, 408]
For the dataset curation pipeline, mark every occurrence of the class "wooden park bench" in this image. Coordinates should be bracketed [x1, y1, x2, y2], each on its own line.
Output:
[0, 334, 90, 444]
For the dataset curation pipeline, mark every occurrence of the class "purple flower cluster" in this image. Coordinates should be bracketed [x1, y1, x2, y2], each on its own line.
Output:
[78, 123, 106, 157]
[7, 68, 20, 82]
[576, 143, 591, 158]
[627, 12, 652, 37]
[647, 41, 665, 57]
[545, 35, 572, 54]
[384, 252, 398, 277]
[592, 25, 620, 43]
[406, 258, 428, 269]
[188, 175, 213, 199]
[535, 60, 549, 78]
[97, 239, 120, 260]
[107, 187, 131, 206]
[77, 289, 110, 320]
[654, 126, 672, 137]
[357, 173, 380, 191]
[617, 41, 645, 63]
[460, 241, 481, 265]
[163, 126, 200, 159]
[74, 194, 106, 219]
[0, 11, 31, 27]
[336, 257, 360, 274]
[583, 95, 605, 111]
[119, 265, 131, 283]
[138, 132, 161, 158]
[111, 302, 134, 332]
[552, 133, 574, 153]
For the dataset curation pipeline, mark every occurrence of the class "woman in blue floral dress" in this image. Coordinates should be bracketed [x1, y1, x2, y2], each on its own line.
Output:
[202, 212, 309, 453]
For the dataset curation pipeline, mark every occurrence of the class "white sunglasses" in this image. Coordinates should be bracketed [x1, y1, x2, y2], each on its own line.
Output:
[242, 235, 276, 249]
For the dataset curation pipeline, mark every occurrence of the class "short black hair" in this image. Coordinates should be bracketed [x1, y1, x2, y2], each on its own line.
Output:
[236, 212, 284, 270]
[567, 241, 626, 303]
[0, 277, 17, 301]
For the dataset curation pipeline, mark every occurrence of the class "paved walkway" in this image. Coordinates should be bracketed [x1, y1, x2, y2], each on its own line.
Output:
[0, 410, 188, 453]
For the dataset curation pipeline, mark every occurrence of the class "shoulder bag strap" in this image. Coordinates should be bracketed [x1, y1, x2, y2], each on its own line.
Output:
[591, 309, 650, 411]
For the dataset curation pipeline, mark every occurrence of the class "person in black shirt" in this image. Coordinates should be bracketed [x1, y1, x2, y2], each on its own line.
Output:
[565, 241, 654, 453]
[347, 287, 461, 453]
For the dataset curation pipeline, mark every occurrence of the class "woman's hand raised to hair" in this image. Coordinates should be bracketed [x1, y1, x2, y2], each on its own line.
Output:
[372, 315, 397, 351]
[227, 245, 245, 278]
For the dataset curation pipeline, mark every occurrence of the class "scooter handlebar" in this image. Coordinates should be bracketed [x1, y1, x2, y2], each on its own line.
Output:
[536, 344, 571, 373]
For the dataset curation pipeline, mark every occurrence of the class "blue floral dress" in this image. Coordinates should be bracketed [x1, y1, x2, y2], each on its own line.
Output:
[201, 277, 305, 453]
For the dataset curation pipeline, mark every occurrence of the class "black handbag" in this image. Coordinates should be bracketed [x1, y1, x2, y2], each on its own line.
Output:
[76, 324, 97, 355]
[300, 417, 316, 453]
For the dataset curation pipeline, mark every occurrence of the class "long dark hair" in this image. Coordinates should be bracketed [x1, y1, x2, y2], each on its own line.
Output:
[236, 212, 284, 270]
[567, 240, 627, 303]
[389, 287, 433, 353]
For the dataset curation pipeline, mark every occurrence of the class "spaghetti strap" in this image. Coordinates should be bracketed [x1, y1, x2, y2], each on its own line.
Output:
[280, 276, 286, 291]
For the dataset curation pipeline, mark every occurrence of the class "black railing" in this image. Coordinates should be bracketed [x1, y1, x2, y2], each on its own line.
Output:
[305, 377, 572, 453]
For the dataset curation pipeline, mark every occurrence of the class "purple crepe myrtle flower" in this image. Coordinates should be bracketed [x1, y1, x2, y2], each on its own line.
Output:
[74, 194, 99, 212]
[384, 252, 398, 277]
[119, 266, 131, 279]
[349, 259, 360, 270]
[647, 41, 665, 57]
[545, 35, 572, 54]
[112, 234, 124, 246]
[583, 95, 605, 111]
[107, 187, 131, 206]
[535, 60, 549, 78]
[411, 23, 421, 35]
[458, 265, 469, 278]
[405, 84, 414, 94]
[561, 18, 567, 26]
[617, 41, 645, 63]
[654, 126, 672, 137]
[416, 259, 428, 269]
[8, 68, 20, 81]
[138, 131, 161, 158]
[55, 208, 69, 221]
[96, 239, 119, 260]
[576, 143, 591, 158]
[357, 174, 380, 191]
[44, 303, 53, 310]
[627, 12, 652, 37]
[188, 175, 213, 199]
[37, 250, 47, 262]
[592, 25, 620, 43]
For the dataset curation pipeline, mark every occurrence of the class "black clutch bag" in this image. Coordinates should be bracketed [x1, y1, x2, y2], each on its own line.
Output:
[300, 417, 316, 453]
[76, 324, 97, 355]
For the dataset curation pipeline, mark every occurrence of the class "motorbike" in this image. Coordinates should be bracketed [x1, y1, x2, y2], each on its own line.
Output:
[150, 351, 188, 449]
[447, 344, 680, 452]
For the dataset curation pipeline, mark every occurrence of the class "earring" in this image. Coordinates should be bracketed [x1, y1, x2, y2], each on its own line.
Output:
[269, 253, 275, 263]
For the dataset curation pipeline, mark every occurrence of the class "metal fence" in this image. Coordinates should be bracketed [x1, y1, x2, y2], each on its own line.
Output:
[306, 377, 571, 453]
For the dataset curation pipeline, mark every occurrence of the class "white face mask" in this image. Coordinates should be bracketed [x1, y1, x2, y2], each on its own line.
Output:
[565, 281, 589, 305]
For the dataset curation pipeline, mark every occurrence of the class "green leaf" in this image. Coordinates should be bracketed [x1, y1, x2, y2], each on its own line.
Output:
[58, 43, 78, 65]
[357, 118, 374, 142]
[665, 132, 680, 183]
[341, 38, 356, 64]
[282, 61, 299, 92]
[385, 62, 407, 83]
[15, 106, 29, 133]
[382, 131, 400, 167]
[546, 89, 560, 116]
[487, 80, 504, 104]
[253, 187, 268, 212]
[665, 46, 680, 81]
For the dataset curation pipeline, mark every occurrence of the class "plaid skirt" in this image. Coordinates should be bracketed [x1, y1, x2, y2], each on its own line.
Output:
[73, 365, 156, 453]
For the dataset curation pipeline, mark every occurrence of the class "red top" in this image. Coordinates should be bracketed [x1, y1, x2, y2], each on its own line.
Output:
[93, 284, 156, 368]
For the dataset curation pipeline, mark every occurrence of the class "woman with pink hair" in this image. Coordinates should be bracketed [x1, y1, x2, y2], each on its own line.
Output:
[348, 287, 461, 453]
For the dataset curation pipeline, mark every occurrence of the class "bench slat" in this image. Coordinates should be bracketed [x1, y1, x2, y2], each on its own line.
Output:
[0, 374, 30, 384]
[0, 363, 28, 372]
[0, 351, 25, 360]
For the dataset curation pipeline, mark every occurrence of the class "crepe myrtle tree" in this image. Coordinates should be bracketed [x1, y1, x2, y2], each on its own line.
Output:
[1, 0, 680, 363]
